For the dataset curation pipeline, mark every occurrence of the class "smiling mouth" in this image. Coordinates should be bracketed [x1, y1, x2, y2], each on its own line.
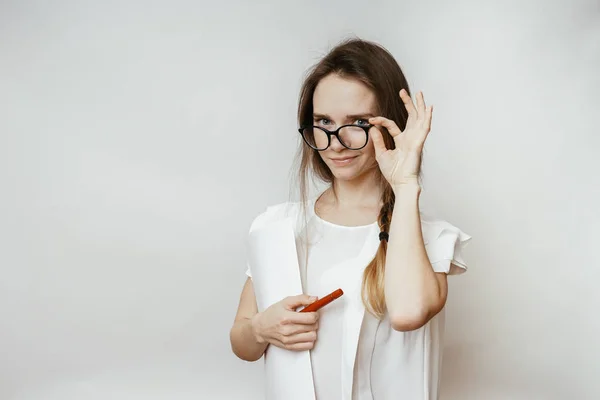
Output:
[330, 156, 357, 165]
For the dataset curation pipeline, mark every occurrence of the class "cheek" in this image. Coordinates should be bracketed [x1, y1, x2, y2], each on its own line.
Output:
[352, 151, 377, 171]
[360, 141, 377, 161]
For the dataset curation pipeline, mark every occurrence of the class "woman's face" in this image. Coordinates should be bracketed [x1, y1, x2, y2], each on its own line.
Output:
[312, 74, 379, 182]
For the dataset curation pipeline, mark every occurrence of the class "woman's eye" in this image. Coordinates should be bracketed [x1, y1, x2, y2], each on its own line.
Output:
[317, 118, 331, 125]
[356, 119, 369, 126]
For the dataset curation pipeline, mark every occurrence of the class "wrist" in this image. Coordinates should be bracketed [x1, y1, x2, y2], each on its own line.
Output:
[391, 181, 421, 194]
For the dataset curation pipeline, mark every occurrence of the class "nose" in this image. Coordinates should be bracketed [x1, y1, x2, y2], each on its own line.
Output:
[328, 133, 345, 151]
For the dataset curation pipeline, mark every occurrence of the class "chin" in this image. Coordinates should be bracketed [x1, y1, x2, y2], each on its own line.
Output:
[329, 165, 363, 181]
[328, 159, 379, 182]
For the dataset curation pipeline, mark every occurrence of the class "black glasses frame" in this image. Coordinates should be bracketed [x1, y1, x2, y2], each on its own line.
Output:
[298, 124, 373, 151]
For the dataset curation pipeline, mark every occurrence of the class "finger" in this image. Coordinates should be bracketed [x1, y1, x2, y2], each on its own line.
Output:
[284, 294, 317, 310]
[369, 116, 402, 138]
[416, 91, 426, 120]
[281, 322, 319, 336]
[272, 338, 315, 351]
[285, 310, 319, 325]
[399, 89, 417, 118]
[424, 105, 433, 132]
[280, 330, 317, 345]
[367, 124, 388, 160]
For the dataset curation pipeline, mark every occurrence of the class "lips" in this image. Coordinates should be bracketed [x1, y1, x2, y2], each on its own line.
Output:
[330, 156, 357, 166]
[331, 156, 355, 161]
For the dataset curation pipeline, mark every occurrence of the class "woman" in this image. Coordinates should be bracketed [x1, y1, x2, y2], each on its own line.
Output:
[229, 38, 471, 400]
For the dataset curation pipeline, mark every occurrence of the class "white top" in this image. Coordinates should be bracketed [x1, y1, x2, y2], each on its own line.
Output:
[245, 197, 471, 400]
[300, 203, 377, 400]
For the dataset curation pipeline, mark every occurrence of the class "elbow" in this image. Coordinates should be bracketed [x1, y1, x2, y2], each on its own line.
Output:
[232, 348, 263, 362]
[390, 309, 429, 332]
[388, 277, 449, 331]
[389, 300, 444, 332]
[229, 329, 264, 362]
[230, 342, 264, 363]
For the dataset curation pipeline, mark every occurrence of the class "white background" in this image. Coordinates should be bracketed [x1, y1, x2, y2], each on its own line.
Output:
[1, 0, 598, 399]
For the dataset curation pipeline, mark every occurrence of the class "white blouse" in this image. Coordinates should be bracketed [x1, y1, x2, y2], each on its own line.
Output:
[301, 204, 377, 399]
[245, 197, 471, 400]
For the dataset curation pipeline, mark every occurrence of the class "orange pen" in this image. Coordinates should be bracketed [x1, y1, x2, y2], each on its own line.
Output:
[299, 288, 344, 313]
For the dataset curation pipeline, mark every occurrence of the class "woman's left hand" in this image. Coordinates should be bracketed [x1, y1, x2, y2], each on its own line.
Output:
[369, 89, 432, 188]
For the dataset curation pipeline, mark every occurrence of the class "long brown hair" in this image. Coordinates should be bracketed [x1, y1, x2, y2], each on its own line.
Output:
[291, 37, 418, 319]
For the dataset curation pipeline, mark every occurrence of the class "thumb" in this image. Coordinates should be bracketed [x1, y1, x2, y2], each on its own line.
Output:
[369, 125, 388, 160]
[284, 294, 318, 310]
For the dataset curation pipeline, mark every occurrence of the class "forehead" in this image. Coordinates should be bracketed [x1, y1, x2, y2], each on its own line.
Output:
[313, 74, 377, 115]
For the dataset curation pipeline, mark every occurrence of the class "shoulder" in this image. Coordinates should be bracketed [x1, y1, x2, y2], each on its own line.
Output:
[419, 212, 471, 245]
[248, 200, 305, 233]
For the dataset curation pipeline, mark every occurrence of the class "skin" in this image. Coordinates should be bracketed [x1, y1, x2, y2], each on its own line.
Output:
[310, 74, 383, 223]
[230, 73, 449, 362]
[368, 84, 449, 332]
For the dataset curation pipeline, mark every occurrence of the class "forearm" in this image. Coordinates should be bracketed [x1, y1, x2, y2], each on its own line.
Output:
[384, 183, 443, 330]
[230, 315, 268, 362]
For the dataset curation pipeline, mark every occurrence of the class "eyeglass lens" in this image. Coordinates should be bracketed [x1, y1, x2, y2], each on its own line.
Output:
[301, 126, 367, 150]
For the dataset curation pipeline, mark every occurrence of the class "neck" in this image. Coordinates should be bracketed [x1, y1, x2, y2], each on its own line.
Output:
[328, 169, 383, 208]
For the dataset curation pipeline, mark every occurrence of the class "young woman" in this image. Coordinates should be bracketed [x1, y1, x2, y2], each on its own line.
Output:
[229, 38, 471, 400]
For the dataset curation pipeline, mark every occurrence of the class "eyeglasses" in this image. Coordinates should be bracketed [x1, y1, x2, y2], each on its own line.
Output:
[298, 124, 373, 151]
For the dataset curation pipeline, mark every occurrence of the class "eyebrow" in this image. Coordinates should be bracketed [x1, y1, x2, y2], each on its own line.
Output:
[313, 112, 375, 121]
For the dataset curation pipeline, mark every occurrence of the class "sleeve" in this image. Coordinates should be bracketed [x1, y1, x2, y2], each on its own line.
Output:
[423, 218, 472, 275]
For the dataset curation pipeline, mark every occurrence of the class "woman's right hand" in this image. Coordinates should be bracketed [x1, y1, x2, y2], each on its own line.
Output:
[251, 294, 319, 351]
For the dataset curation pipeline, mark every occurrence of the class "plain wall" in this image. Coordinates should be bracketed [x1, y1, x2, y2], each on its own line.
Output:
[1, 0, 598, 399]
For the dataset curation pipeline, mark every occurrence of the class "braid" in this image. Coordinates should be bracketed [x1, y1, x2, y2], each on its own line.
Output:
[362, 185, 395, 319]
[379, 191, 395, 234]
